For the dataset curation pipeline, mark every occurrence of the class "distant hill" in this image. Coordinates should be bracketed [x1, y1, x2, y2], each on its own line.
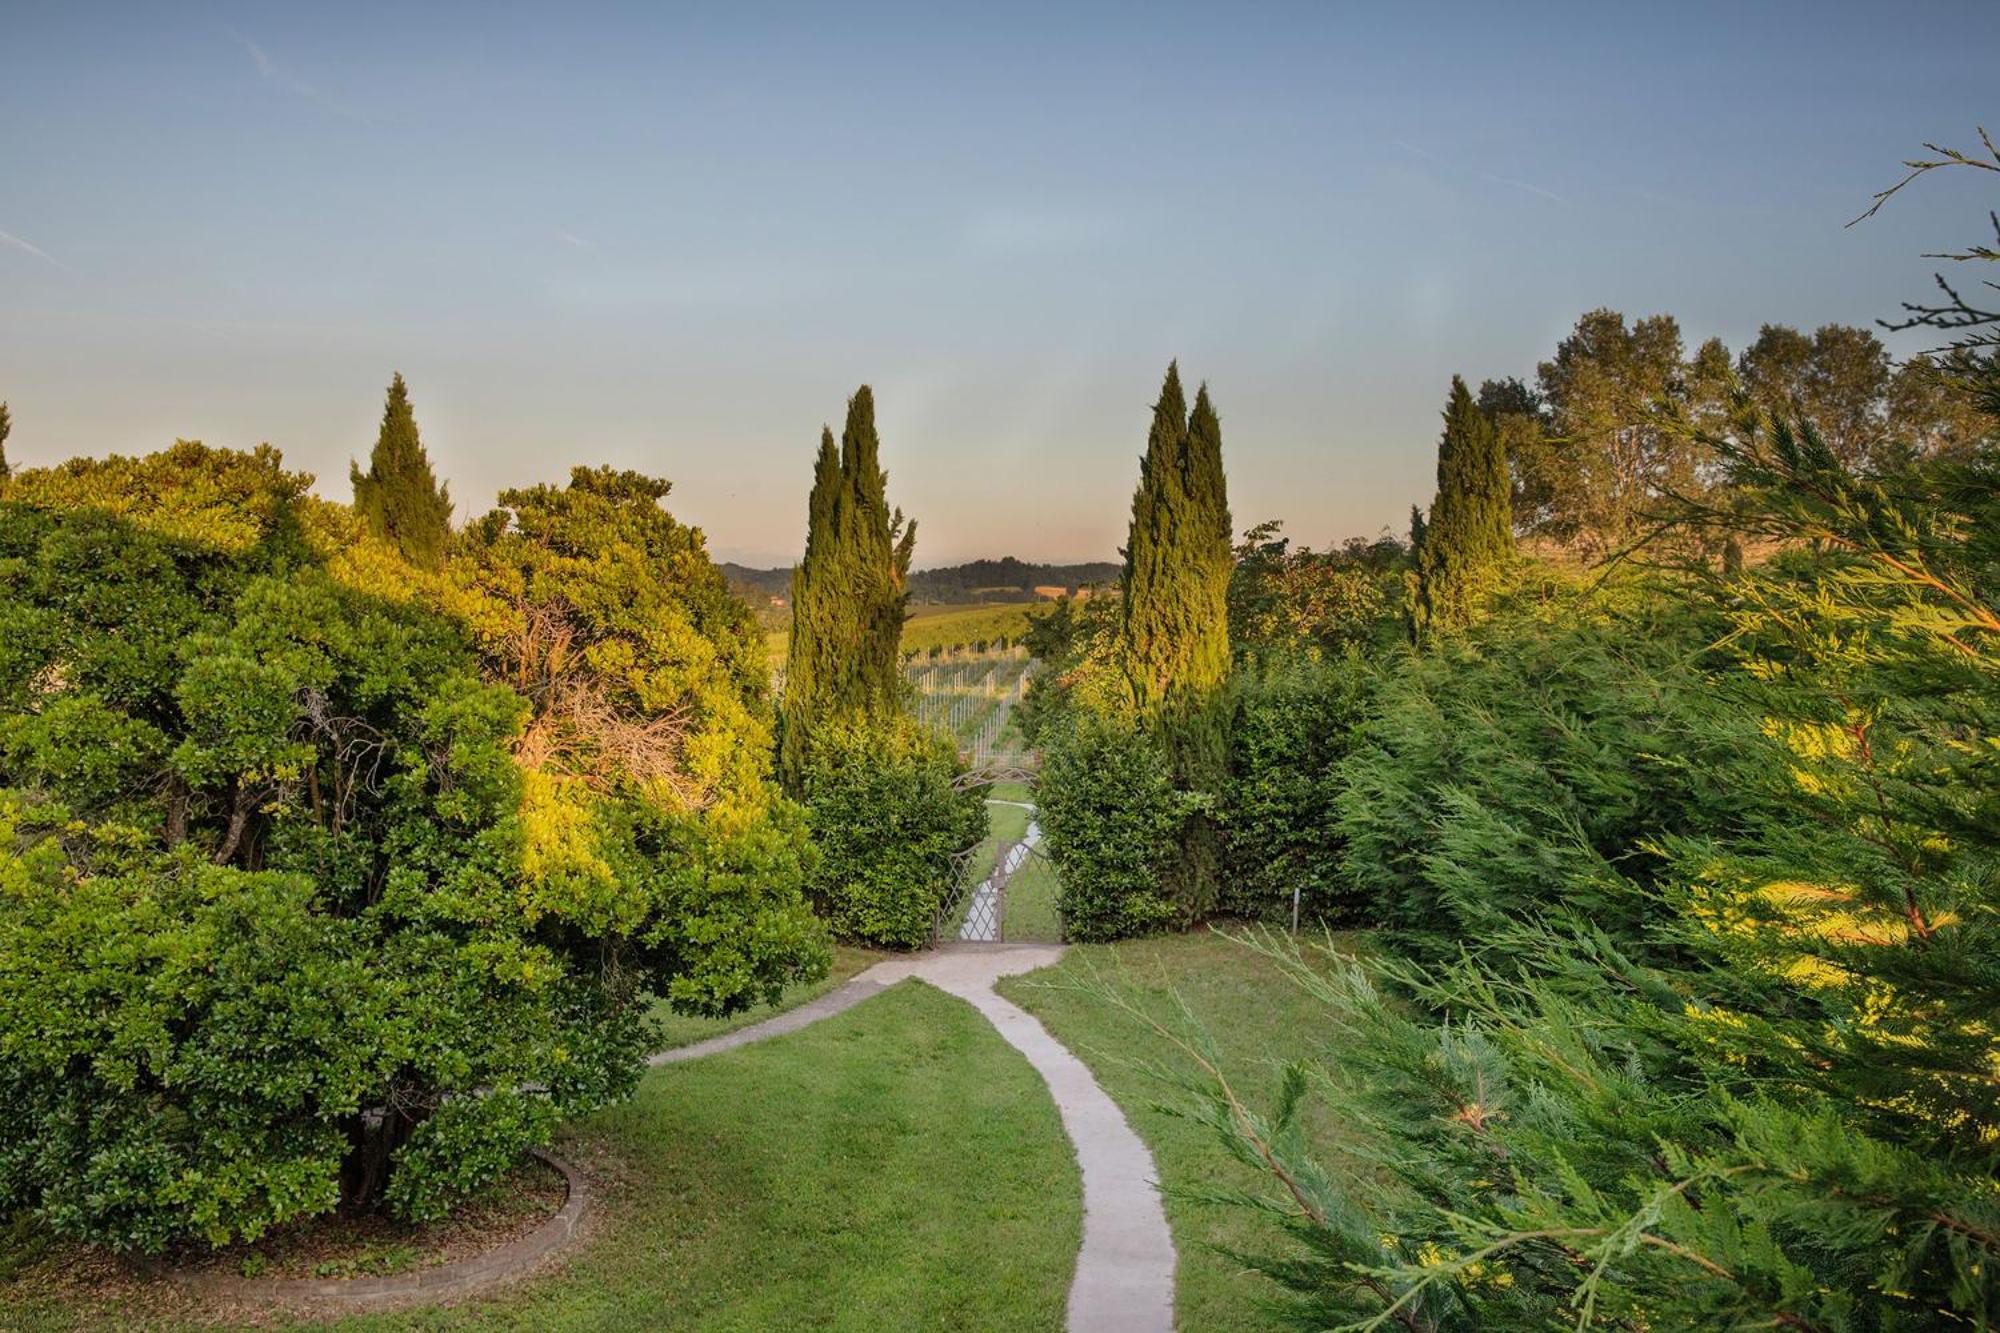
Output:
[722, 556, 1120, 606]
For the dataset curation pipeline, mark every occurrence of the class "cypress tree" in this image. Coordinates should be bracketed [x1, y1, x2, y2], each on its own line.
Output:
[779, 386, 914, 788]
[1121, 363, 1233, 717]
[351, 373, 453, 567]
[0, 400, 11, 481]
[1118, 363, 1233, 920]
[1411, 375, 1513, 639]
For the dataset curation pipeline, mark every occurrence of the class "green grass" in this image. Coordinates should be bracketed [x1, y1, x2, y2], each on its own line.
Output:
[996, 929, 1368, 1332]
[645, 943, 885, 1050]
[999, 853, 1061, 943]
[11, 981, 1082, 1332]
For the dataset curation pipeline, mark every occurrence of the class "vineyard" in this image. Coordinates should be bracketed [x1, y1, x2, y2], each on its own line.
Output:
[905, 645, 1037, 764]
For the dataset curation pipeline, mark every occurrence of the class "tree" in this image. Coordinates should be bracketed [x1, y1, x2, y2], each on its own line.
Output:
[0, 400, 11, 481]
[1739, 322, 1891, 467]
[1120, 364, 1233, 720]
[1117, 364, 1233, 919]
[350, 373, 453, 567]
[1534, 310, 1699, 553]
[0, 445, 825, 1252]
[1886, 352, 1994, 458]
[1411, 377, 1513, 639]
[778, 386, 915, 787]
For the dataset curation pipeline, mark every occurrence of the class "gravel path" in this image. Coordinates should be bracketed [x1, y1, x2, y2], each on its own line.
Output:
[649, 942, 1177, 1332]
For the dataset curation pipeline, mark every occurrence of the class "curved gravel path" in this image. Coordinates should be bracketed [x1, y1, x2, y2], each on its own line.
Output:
[650, 942, 1177, 1333]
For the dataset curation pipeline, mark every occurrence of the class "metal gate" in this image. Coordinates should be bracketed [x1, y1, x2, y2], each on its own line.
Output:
[932, 832, 1063, 945]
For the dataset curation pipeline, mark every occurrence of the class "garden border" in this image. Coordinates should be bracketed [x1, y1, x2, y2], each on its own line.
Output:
[163, 1148, 587, 1311]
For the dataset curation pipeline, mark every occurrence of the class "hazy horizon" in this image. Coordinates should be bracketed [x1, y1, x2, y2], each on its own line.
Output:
[6, 2, 1999, 566]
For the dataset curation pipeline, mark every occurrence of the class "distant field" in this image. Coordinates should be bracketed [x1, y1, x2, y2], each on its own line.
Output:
[766, 601, 1042, 666]
[900, 602, 1038, 655]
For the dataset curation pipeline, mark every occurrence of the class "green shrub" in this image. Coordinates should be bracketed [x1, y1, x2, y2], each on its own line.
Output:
[1175, 425, 2000, 1329]
[0, 447, 825, 1252]
[798, 718, 985, 948]
[1334, 578, 1747, 957]
[1037, 713, 1188, 941]
[1220, 657, 1371, 922]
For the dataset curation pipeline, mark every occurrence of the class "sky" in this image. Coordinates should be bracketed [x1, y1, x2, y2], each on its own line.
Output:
[3, 2, 1998, 567]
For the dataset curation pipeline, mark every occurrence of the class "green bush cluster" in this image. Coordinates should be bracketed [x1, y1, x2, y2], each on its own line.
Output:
[1035, 713, 1187, 942]
[0, 445, 826, 1252]
[796, 717, 985, 949]
[1189, 424, 2000, 1328]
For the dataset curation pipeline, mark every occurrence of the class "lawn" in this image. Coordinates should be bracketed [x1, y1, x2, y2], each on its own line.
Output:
[996, 928, 1367, 1332]
[646, 943, 886, 1050]
[6, 982, 1082, 1333]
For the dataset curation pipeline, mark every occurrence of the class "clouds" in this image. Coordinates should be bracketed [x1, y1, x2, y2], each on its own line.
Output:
[0, 229, 63, 268]
[224, 26, 364, 121]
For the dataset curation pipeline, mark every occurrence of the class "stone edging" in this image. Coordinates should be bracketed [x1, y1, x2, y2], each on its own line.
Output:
[165, 1148, 587, 1310]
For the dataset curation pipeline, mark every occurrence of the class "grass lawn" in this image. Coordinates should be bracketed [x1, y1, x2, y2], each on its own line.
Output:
[996, 928, 1367, 1332]
[9, 981, 1082, 1333]
[646, 943, 886, 1050]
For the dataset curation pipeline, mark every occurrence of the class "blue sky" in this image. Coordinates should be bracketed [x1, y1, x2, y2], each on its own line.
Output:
[4, 2, 1997, 565]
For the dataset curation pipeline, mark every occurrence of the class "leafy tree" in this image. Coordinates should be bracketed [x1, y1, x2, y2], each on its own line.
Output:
[0, 445, 824, 1252]
[350, 373, 453, 568]
[0, 400, 10, 481]
[779, 387, 915, 787]
[1738, 322, 1891, 467]
[1410, 377, 1513, 639]
[1533, 309, 1706, 554]
[1886, 351, 1994, 458]
[1229, 520, 1399, 662]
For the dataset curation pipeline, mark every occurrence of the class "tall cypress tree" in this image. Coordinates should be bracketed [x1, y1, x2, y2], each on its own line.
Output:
[1411, 375, 1513, 639]
[1118, 362, 1233, 919]
[779, 386, 914, 787]
[351, 373, 453, 567]
[1121, 363, 1233, 717]
[0, 400, 11, 481]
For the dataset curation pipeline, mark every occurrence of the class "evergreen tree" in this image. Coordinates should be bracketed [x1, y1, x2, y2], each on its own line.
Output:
[1411, 376, 1512, 639]
[1120, 364, 1233, 717]
[0, 400, 11, 481]
[1117, 363, 1233, 920]
[779, 386, 914, 787]
[350, 373, 452, 567]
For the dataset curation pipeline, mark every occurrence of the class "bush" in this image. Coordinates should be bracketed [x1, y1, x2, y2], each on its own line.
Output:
[1334, 577, 1747, 957]
[1037, 713, 1189, 941]
[1220, 657, 1371, 922]
[1176, 426, 2000, 1329]
[0, 448, 826, 1252]
[798, 718, 985, 948]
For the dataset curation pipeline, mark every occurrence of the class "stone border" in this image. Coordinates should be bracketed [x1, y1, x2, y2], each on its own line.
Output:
[166, 1148, 587, 1311]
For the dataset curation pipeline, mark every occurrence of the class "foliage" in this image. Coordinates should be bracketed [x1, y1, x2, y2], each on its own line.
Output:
[796, 716, 985, 949]
[0, 444, 824, 1252]
[780, 386, 916, 787]
[1116, 364, 1234, 920]
[898, 601, 1037, 657]
[350, 373, 453, 568]
[1410, 377, 1513, 639]
[0, 399, 10, 480]
[1221, 657, 1372, 923]
[1175, 422, 2000, 1329]
[1036, 713, 1189, 942]
[1229, 520, 1402, 663]
[1121, 363, 1233, 721]
[1340, 575, 1745, 956]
